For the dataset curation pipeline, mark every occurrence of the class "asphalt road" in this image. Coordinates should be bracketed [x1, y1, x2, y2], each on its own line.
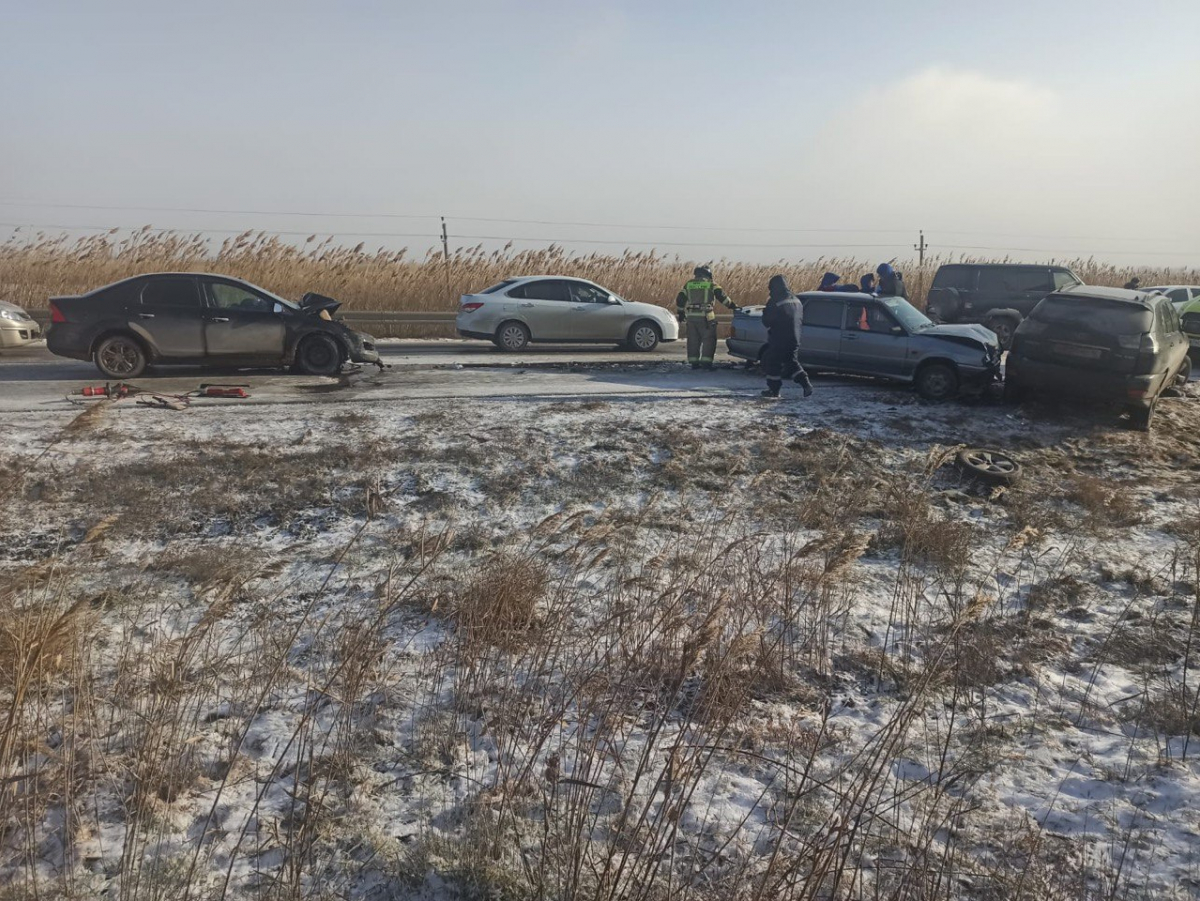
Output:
[0, 338, 749, 413]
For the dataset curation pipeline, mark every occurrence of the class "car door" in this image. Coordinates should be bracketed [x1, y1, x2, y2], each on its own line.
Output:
[564, 281, 629, 340]
[1155, 299, 1189, 389]
[135, 276, 206, 358]
[201, 279, 287, 359]
[512, 279, 575, 340]
[797, 297, 844, 369]
[839, 300, 910, 377]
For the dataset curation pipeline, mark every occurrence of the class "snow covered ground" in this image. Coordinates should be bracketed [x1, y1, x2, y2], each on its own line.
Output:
[2, 366, 1199, 900]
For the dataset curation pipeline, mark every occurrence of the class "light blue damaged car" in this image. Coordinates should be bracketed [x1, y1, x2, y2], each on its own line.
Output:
[727, 291, 1001, 400]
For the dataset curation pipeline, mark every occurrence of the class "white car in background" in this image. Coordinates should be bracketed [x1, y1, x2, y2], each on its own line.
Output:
[456, 276, 679, 352]
[1144, 285, 1200, 309]
[0, 299, 41, 349]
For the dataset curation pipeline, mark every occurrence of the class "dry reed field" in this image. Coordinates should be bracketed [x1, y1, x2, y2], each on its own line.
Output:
[2, 372, 1200, 900]
[2, 229, 1198, 318]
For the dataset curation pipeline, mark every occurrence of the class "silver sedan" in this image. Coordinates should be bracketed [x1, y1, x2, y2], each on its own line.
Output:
[456, 276, 680, 352]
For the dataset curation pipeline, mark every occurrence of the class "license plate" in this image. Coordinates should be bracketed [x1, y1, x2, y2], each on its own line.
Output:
[1054, 343, 1103, 360]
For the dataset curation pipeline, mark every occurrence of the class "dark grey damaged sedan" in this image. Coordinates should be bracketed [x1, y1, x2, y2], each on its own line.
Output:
[727, 292, 1001, 400]
[47, 273, 380, 379]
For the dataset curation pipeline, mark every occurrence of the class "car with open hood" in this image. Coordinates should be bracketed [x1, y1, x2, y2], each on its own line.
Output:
[0, 299, 41, 349]
[46, 273, 380, 378]
[727, 291, 1001, 400]
[456, 276, 679, 352]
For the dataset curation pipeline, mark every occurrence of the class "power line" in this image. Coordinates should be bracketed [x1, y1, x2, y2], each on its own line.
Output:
[1, 223, 1194, 258]
[0, 200, 1190, 245]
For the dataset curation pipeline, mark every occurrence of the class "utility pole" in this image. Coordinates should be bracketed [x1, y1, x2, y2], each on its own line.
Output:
[441, 216, 452, 305]
[914, 230, 928, 267]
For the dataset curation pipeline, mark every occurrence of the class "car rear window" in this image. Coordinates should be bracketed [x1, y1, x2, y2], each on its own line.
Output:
[802, 298, 843, 328]
[480, 280, 517, 295]
[931, 266, 975, 291]
[1031, 297, 1152, 335]
[141, 277, 200, 308]
[979, 267, 1053, 293]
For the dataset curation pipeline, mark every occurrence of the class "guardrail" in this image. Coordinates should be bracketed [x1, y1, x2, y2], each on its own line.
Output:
[26, 309, 734, 327]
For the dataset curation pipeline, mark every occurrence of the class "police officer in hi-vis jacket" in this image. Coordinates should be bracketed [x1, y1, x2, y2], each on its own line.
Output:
[676, 266, 739, 369]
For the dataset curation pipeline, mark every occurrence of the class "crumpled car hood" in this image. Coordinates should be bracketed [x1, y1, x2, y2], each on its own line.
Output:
[299, 292, 342, 316]
[921, 322, 1000, 347]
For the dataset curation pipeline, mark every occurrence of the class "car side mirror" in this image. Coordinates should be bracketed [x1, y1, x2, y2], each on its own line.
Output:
[608, 296, 621, 305]
[272, 302, 284, 314]
[891, 325, 904, 335]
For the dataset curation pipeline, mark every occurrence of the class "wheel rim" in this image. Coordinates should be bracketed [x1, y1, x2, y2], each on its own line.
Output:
[100, 340, 140, 375]
[633, 326, 656, 349]
[993, 322, 1013, 344]
[923, 370, 953, 397]
[501, 326, 525, 350]
[305, 341, 335, 368]
[964, 451, 1016, 475]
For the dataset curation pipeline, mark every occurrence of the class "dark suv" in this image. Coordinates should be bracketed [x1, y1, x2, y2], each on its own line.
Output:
[926, 264, 1082, 348]
[1005, 286, 1192, 431]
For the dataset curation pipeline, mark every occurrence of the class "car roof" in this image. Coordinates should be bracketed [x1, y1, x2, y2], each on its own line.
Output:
[798, 290, 894, 301]
[1051, 285, 1161, 306]
[1144, 285, 1199, 291]
[939, 263, 1074, 270]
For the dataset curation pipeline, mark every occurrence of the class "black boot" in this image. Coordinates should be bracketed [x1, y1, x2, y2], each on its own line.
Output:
[794, 372, 814, 397]
[761, 379, 782, 399]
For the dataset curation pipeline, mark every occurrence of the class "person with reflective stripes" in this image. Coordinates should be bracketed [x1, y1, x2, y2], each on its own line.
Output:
[760, 274, 813, 399]
[676, 265, 739, 369]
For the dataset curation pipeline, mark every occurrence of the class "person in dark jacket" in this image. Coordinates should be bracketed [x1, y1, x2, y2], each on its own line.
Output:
[876, 262, 908, 298]
[818, 271, 841, 292]
[760, 274, 813, 399]
[1123, 276, 1141, 290]
[860, 273, 876, 294]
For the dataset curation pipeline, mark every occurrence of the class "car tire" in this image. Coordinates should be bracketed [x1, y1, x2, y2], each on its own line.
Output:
[1126, 402, 1156, 432]
[626, 320, 661, 352]
[1176, 354, 1193, 386]
[915, 362, 959, 401]
[296, 333, 343, 375]
[956, 448, 1022, 485]
[495, 320, 530, 352]
[94, 334, 148, 379]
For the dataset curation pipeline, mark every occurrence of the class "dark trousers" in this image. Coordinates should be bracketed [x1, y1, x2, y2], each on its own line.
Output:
[686, 317, 718, 365]
[762, 344, 809, 391]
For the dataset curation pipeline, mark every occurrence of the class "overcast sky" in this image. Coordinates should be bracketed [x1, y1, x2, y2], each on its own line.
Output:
[1, 0, 1197, 266]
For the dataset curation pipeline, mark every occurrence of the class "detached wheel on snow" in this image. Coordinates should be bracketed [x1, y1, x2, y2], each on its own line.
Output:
[984, 315, 1020, 350]
[956, 448, 1022, 485]
[295, 333, 343, 375]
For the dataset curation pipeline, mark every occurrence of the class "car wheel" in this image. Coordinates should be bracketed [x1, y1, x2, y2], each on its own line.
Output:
[1126, 402, 1156, 432]
[95, 334, 147, 379]
[626, 320, 661, 352]
[985, 316, 1019, 350]
[296, 333, 343, 375]
[495, 321, 530, 352]
[956, 448, 1022, 485]
[1176, 354, 1193, 386]
[915, 362, 958, 401]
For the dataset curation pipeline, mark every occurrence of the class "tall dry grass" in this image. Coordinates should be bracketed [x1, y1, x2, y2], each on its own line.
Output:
[2, 228, 1197, 315]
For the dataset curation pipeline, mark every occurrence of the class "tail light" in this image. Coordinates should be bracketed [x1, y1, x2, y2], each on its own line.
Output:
[50, 302, 66, 323]
[460, 302, 485, 313]
[1131, 333, 1158, 374]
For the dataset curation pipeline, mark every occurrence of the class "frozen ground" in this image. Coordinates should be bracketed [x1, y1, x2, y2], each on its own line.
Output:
[1, 366, 1199, 900]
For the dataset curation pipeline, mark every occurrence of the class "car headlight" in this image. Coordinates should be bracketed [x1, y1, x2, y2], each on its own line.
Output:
[0, 310, 23, 322]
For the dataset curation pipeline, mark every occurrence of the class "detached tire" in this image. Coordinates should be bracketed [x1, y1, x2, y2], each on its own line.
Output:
[495, 321, 531, 352]
[296, 333, 343, 375]
[626, 320, 661, 352]
[95, 334, 148, 379]
[984, 314, 1020, 350]
[915, 362, 959, 401]
[957, 448, 1022, 485]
